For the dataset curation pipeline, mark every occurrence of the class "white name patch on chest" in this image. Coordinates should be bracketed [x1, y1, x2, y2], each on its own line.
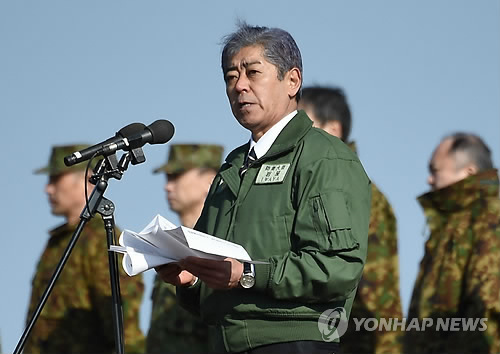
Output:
[255, 163, 291, 184]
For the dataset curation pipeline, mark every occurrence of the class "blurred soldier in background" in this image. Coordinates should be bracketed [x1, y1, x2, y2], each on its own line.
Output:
[299, 86, 403, 354]
[405, 133, 500, 354]
[147, 144, 223, 353]
[26, 144, 145, 354]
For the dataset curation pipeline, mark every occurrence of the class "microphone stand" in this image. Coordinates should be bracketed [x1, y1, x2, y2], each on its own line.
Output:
[14, 149, 144, 354]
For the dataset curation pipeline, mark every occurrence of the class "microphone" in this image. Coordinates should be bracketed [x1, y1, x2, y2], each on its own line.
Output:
[64, 122, 146, 166]
[64, 120, 175, 166]
[100, 119, 175, 155]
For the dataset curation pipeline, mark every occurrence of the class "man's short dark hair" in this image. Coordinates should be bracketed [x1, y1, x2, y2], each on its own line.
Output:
[300, 86, 352, 142]
[221, 21, 303, 101]
[445, 132, 494, 172]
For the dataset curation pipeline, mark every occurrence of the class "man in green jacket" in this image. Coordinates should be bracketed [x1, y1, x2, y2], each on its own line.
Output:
[405, 133, 500, 354]
[156, 22, 371, 354]
[26, 144, 145, 354]
[299, 86, 403, 354]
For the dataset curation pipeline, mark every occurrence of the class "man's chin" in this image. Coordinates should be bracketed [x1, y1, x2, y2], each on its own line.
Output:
[235, 116, 260, 132]
[50, 209, 64, 217]
[168, 203, 181, 213]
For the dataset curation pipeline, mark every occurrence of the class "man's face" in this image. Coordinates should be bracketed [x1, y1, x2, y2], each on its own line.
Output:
[45, 172, 87, 218]
[164, 168, 213, 214]
[224, 45, 300, 140]
[298, 103, 343, 139]
[427, 138, 471, 190]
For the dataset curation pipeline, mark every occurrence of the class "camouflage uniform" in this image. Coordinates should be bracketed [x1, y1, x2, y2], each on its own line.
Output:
[146, 280, 210, 354]
[25, 145, 145, 353]
[341, 142, 403, 354]
[405, 169, 500, 354]
[25, 218, 145, 354]
[147, 144, 223, 354]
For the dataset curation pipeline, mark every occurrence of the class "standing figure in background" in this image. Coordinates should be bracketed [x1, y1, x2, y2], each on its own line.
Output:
[26, 144, 145, 354]
[299, 86, 403, 354]
[147, 144, 223, 353]
[405, 133, 500, 353]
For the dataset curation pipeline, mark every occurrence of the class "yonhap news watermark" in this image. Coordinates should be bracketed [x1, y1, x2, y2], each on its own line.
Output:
[318, 307, 488, 342]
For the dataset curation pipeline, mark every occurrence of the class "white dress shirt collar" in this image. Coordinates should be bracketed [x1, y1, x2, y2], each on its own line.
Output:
[248, 110, 298, 159]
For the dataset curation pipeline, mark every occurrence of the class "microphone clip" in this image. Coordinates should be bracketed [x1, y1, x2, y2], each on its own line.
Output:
[89, 147, 146, 185]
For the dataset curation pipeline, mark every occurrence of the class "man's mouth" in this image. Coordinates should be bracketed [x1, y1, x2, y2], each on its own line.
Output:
[238, 101, 253, 109]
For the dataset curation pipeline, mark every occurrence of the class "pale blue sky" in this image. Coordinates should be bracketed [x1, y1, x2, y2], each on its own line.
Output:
[1, 1, 499, 352]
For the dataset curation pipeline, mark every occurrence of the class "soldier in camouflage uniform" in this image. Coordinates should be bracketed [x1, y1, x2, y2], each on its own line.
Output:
[147, 144, 223, 354]
[405, 133, 500, 354]
[299, 86, 403, 354]
[25, 144, 145, 354]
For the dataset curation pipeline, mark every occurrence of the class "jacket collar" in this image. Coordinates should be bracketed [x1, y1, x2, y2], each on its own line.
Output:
[224, 110, 313, 168]
[418, 169, 499, 213]
[219, 110, 313, 196]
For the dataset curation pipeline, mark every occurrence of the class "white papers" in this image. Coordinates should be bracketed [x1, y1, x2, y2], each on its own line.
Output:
[110, 214, 265, 276]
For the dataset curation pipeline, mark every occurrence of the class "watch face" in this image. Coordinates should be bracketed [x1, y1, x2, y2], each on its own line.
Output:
[240, 274, 255, 289]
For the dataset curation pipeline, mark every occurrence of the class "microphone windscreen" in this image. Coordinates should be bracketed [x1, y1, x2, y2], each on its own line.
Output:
[148, 120, 175, 144]
[117, 122, 146, 138]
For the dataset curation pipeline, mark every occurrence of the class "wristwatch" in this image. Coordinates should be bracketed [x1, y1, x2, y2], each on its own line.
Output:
[239, 262, 256, 289]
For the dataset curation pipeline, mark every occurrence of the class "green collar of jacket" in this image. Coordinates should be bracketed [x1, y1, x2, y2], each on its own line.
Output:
[224, 110, 313, 168]
[219, 110, 313, 194]
[418, 168, 499, 213]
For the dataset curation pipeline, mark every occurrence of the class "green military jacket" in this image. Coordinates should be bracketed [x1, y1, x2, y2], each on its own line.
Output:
[341, 143, 403, 354]
[178, 111, 372, 353]
[25, 217, 145, 354]
[405, 169, 500, 353]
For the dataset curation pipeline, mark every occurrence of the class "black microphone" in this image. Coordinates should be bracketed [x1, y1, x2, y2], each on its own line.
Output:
[64, 122, 146, 166]
[100, 119, 175, 155]
[64, 120, 175, 166]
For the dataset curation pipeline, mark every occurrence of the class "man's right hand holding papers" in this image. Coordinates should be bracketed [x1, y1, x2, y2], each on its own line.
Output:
[110, 214, 266, 276]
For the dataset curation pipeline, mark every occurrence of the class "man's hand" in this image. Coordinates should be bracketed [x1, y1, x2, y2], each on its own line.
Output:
[155, 263, 197, 287]
[180, 257, 244, 290]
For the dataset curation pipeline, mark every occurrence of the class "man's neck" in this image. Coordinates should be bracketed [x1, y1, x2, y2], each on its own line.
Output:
[66, 213, 81, 226]
[249, 109, 297, 159]
[251, 106, 298, 142]
[179, 205, 204, 228]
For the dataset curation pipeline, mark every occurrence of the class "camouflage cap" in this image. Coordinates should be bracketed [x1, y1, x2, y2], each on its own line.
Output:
[34, 144, 95, 176]
[153, 144, 224, 174]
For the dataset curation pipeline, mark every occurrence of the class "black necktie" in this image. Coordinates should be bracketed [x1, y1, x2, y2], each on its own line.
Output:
[239, 147, 257, 177]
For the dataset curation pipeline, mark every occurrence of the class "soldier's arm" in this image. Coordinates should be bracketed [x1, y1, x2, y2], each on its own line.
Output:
[464, 216, 500, 354]
[359, 188, 403, 353]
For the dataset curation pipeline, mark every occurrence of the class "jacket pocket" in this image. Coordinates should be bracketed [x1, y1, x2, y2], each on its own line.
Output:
[311, 190, 359, 252]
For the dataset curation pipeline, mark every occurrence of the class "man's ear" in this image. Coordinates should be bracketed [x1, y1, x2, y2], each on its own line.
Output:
[464, 164, 478, 177]
[286, 68, 302, 98]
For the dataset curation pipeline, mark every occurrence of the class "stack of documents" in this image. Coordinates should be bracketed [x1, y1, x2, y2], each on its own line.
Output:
[110, 214, 259, 276]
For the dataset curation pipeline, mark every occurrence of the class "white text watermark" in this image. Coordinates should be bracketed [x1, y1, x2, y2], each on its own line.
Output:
[318, 308, 488, 341]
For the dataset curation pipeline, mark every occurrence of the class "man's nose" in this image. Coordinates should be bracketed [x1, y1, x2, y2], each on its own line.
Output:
[427, 174, 434, 187]
[235, 73, 249, 93]
[45, 183, 54, 195]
